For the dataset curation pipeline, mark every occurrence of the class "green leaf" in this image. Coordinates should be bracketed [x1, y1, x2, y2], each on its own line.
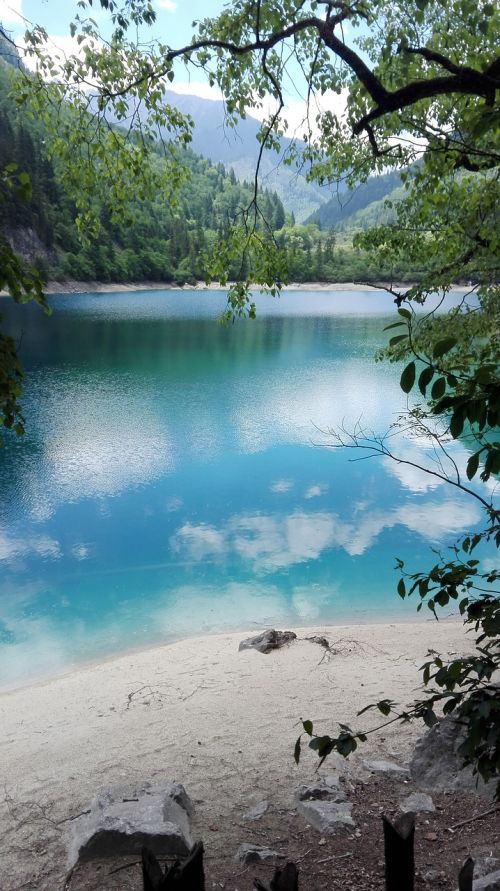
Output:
[431, 377, 446, 400]
[398, 308, 411, 320]
[423, 708, 438, 727]
[466, 451, 480, 480]
[433, 337, 457, 358]
[302, 720, 313, 736]
[389, 334, 408, 346]
[384, 321, 406, 331]
[397, 578, 406, 598]
[418, 365, 434, 395]
[400, 361, 416, 393]
[294, 736, 301, 765]
[450, 410, 465, 439]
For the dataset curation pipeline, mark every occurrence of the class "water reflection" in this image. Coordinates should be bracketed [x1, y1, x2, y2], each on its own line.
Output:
[170, 498, 481, 570]
[0, 290, 491, 686]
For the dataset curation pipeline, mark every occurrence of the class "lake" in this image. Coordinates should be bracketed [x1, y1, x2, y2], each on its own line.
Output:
[0, 289, 487, 687]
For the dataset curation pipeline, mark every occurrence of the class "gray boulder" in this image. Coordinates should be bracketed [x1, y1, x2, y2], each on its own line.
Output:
[410, 715, 495, 798]
[297, 800, 354, 833]
[236, 844, 282, 864]
[475, 860, 500, 881]
[243, 800, 269, 821]
[238, 629, 297, 654]
[454, 870, 500, 891]
[295, 774, 346, 803]
[68, 780, 193, 868]
[363, 759, 410, 779]
[399, 792, 435, 814]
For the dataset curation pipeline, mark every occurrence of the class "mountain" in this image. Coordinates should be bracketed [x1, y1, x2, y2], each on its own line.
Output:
[163, 90, 331, 222]
[305, 170, 403, 229]
[0, 25, 22, 70]
[0, 59, 290, 284]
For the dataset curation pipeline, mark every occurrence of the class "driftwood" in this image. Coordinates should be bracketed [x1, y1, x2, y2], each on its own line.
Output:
[254, 862, 299, 891]
[383, 812, 415, 891]
[142, 842, 205, 891]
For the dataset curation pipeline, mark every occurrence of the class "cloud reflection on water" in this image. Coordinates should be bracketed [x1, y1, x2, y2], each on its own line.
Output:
[170, 498, 481, 571]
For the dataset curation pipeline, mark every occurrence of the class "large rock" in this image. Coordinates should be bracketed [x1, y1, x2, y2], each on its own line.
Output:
[236, 844, 282, 864]
[243, 800, 269, 821]
[475, 860, 500, 881]
[238, 629, 297, 654]
[410, 715, 495, 798]
[295, 774, 347, 803]
[363, 759, 410, 779]
[399, 792, 435, 814]
[297, 800, 354, 833]
[68, 780, 193, 868]
[454, 870, 500, 891]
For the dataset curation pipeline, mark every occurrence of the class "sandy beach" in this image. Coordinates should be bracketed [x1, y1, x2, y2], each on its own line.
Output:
[1, 279, 475, 300]
[1, 279, 391, 296]
[0, 619, 472, 890]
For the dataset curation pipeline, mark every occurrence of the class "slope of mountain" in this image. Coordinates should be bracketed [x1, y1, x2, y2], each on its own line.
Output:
[0, 59, 288, 283]
[0, 25, 22, 70]
[163, 90, 332, 222]
[305, 170, 403, 229]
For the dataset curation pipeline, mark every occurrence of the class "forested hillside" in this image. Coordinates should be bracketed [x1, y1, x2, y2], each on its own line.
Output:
[0, 60, 288, 284]
[306, 171, 403, 229]
[0, 44, 456, 286]
[160, 90, 330, 222]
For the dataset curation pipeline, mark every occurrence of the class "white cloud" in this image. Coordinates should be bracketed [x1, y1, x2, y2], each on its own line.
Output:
[382, 452, 444, 494]
[71, 543, 91, 561]
[170, 522, 226, 561]
[17, 32, 103, 81]
[482, 557, 500, 575]
[0, 530, 61, 563]
[0, 0, 23, 26]
[170, 498, 481, 572]
[166, 496, 183, 513]
[270, 479, 293, 494]
[304, 483, 328, 499]
[24, 376, 174, 514]
[168, 81, 224, 102]
[156, 0, 177, 10]
[257, 88, 348, 139]
[167, 80, 347, 139]
[396, 501, 481, 542]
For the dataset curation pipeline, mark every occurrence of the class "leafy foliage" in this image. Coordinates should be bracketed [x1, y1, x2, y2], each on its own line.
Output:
[0, 162, 46, 438]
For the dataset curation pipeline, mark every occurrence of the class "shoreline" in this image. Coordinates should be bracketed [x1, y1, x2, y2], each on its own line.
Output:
[0, 612, 446, 696]
[1, 279, 474, 296]
[0, 610, 440, 697]
[0, 619, 467, 889]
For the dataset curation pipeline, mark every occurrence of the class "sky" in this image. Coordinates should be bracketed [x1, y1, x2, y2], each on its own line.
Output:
[0, 0, 223, 42]
[0, 0, 347, 135]
[0, 0, 237, 65]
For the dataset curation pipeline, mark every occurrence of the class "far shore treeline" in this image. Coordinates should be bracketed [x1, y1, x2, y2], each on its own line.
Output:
[1, 55, 435, 288]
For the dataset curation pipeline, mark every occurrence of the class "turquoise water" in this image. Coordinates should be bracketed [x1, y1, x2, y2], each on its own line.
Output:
[0, 289, 487, 687]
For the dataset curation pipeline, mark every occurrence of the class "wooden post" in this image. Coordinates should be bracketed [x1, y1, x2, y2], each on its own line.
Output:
[141, 841, 205, 890]
[254, 862, 299, 891]
[458, 857, 475, 891]
[383, 812, 415, 891]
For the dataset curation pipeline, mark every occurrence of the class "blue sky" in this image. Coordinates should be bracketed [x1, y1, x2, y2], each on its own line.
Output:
[0, 0, 347, 134]
[1, 0, 226, 47]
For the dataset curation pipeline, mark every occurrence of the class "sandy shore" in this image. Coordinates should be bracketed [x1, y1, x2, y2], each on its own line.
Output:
[1, 279, 389, 295]
[0, 619, 468, 889]
[1, 280, 474, 297]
